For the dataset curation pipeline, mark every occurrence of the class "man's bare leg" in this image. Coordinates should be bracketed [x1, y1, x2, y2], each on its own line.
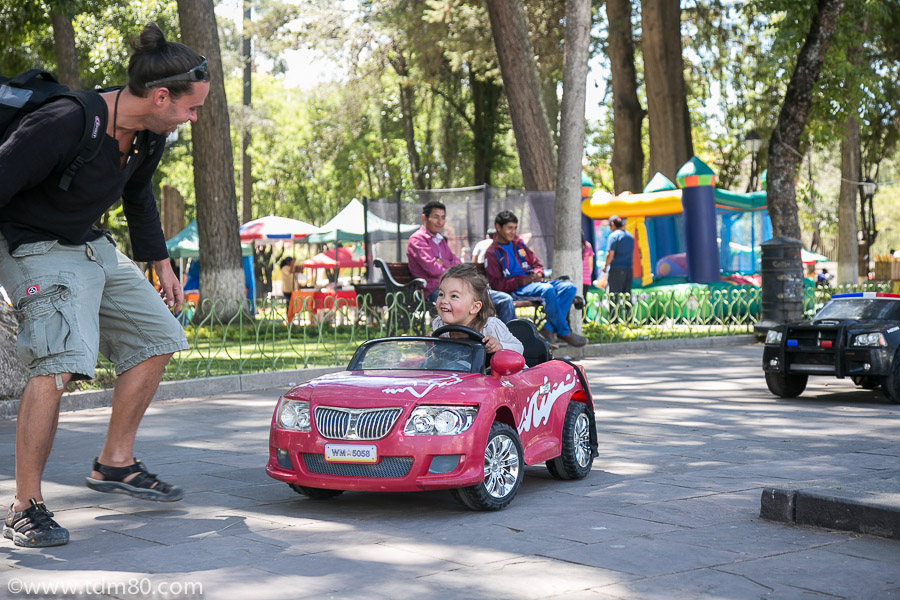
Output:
[91, 353, 172, 480]
[13, 373, 73, 512]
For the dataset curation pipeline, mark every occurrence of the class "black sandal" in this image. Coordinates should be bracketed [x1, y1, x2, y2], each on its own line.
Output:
[4, 499, 69, 547]
[85, 458, 184, 502]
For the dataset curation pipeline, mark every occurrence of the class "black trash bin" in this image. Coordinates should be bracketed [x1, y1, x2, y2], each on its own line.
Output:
[755, 236, 803, 335]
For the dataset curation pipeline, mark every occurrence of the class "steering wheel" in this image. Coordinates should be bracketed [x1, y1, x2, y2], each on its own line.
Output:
[431, 324, 485, 344]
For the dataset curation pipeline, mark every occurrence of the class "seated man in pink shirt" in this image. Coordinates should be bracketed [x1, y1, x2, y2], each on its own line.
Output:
[406, 201, 515, 323]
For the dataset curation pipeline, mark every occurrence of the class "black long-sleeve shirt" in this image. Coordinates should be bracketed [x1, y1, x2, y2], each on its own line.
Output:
[0, 96, 168, 261]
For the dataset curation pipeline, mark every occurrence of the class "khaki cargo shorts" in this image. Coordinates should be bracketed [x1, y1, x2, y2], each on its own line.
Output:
[0, 233, 188, 380]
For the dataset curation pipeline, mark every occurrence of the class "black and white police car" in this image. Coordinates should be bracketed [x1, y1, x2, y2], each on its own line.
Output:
[762, 292, 900, 402]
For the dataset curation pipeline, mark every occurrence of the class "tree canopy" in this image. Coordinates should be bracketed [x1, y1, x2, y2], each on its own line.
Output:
[1, 0, 898, 256]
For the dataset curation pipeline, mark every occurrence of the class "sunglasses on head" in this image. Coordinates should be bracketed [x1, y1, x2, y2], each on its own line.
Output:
[145, 56, 209, 89]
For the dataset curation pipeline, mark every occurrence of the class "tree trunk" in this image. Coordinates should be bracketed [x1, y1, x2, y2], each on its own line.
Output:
[241, 1, 253, 225]
[641, 0, 692, 181]
[0, 302, 27, 400]
[554, 0, 591, 333]
[399, 80, 425, 190]
[541, 74, 560, 144]
[177, 0, 247, 323]
[837, 113, 860, 285]
[766, 0, 845, 240]
[806, 150, 823, 254]
[390, 48, 426, 190]
[606, 0, 644, 193]
[471, 72, 502, 186]
[50, 10, 80, 90]
[160, 184, 186, 241]
[485, 0, 556, 190]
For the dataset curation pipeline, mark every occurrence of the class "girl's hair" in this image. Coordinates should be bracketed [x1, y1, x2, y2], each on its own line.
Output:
[279, 257, 294, 268]
[128, 22, 205, 98]
[440, 263, 495, 332]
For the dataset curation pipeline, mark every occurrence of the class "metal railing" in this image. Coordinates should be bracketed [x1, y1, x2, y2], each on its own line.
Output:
[583, 286, 760, 341]
[84, 281, 894, 386]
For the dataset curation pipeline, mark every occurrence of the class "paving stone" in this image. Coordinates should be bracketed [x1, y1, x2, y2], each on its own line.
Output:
[1, 343, 899, 598]
[542, 536, 745, 577]
[717, 545, 900, 598]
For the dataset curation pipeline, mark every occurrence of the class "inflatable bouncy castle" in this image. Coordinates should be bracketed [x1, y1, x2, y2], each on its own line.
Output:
[582, 158, 772, 288]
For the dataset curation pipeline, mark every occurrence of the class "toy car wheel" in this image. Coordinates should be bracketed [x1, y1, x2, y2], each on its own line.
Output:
[289, 484, 344, 499]
[764, 372, 807, 398]
[851, 376, 880, 389]
[456, 422, 524, 511]
[546, 401, 593, 480]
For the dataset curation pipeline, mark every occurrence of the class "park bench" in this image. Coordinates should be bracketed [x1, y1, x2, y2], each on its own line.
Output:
[371, 258, 545, 335]
[373, 258, 431, 335]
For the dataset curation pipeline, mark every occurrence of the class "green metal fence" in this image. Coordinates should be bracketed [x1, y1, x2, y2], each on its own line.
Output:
[582, 286, 760, 342]
[84, 281, 895, 387]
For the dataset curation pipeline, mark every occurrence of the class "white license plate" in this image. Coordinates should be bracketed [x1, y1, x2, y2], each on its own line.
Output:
[324, 443, 378, 463]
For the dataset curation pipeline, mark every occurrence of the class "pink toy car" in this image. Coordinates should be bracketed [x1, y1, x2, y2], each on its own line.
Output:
[266, 323, 597, 510]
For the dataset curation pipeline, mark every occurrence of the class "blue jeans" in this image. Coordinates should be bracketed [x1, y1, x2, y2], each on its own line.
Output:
[427, 289, 515, 323]
[488, 290, 515, 323]
[514, 280, 577, 337]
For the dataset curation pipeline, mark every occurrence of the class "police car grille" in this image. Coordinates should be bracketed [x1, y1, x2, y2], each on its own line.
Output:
[786, 326, 839, 348]
[314, 406, 402, 440]
[302, 454, 413, 477]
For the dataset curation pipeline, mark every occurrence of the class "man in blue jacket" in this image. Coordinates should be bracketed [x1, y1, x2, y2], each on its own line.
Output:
[484, 211, 586, 347]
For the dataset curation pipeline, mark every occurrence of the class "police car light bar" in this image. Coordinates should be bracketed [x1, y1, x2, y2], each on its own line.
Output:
[830, 292, 900, 300]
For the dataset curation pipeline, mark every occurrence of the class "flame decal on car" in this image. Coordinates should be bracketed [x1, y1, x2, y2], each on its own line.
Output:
[381, 374, 464, 398]
[517, 373, 576, 435]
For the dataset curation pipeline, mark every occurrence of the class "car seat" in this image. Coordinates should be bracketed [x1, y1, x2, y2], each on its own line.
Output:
[507, 318, 552, 367]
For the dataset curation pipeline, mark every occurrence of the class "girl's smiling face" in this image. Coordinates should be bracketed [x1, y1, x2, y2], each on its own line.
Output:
[436, 277, 482, 328]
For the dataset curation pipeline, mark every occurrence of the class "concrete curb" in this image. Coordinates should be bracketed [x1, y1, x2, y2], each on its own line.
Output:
[0, 366, 345, 420]
[760, 486, 900, 540]
[557, 334, 759, 359]
[0, 334, 759, 419]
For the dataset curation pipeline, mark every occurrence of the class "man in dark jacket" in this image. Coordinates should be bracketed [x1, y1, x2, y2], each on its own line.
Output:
[484, 211, 586, 347]
[0, 23, 208, 547]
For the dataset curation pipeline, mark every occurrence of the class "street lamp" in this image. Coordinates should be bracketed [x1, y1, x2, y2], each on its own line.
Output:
[744, 130, 762, 192]
[861, 177, 876, 199]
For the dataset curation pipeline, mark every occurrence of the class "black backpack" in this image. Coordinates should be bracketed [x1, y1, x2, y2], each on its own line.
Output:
[0, 69, 107, 191]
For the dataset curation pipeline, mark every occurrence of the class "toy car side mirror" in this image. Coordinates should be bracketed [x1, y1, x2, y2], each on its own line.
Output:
[491, 350, 526, 377]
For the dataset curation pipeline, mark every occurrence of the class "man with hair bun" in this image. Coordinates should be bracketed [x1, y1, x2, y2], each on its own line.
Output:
[0, 22, 209, 547]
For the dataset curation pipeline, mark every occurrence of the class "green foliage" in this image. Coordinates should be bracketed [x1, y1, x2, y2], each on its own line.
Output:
[5, 0, 900, 261]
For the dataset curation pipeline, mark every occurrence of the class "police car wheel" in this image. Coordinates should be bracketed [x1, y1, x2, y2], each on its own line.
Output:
[764, 372, 807, 398]
[881, 352, 900, 404]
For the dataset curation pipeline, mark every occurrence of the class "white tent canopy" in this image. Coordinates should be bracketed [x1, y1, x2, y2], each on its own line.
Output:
[306, 198, 418, 244]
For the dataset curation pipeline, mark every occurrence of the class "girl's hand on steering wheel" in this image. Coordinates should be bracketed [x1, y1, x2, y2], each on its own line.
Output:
[482, 335, 502, 354]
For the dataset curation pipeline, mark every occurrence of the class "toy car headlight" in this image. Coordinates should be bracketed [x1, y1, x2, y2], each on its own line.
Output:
[852, 332, 886, 347]
[404, 406, 478, 435]
[765, 330, 783, 344]
[277, 398, 311, 431]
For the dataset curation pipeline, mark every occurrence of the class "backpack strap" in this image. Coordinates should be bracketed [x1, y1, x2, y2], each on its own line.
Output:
[56, 90, 107, 191]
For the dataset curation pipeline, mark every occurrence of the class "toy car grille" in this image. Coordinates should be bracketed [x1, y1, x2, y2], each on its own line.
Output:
[302, 454, 414, 477]
[314, 406, 402, 440]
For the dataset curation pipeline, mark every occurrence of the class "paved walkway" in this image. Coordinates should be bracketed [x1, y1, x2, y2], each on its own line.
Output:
[1, 344, 898, 599]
